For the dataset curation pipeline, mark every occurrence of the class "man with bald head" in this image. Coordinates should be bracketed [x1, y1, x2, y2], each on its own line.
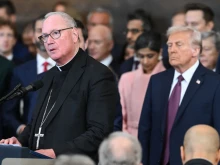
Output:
[88, 24, 120, 76]
[99, 132, 142, 165]
[181, 125, 220, 165]
[0, 12, 117, 161]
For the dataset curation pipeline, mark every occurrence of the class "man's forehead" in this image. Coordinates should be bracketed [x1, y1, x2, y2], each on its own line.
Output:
[186, 10, 204, 20]
[167, 32, 189, 43]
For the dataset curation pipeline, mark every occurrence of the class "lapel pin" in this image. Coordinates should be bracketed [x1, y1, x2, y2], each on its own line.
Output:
[196, 80, 200, 84]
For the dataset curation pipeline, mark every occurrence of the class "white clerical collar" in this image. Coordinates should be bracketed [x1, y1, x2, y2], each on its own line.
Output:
[173, 60, 199, 84]
[100, 55, 113, 67]
[56, 53, 76, 72]
[5, 53, 13, 61]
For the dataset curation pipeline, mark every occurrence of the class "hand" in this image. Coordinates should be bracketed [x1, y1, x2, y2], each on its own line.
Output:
[0, 137, 22, 146]
[18, 125, 26, 134]
[35, 149, 56, 158]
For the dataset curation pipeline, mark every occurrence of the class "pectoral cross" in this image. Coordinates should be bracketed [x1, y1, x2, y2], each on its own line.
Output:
[34, 127, 44, 149]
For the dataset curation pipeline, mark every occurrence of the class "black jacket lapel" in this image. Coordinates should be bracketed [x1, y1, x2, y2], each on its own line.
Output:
[43, 49, 87, 129]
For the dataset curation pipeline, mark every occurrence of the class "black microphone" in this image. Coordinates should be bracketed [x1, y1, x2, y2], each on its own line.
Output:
[6, 80, 44, 101]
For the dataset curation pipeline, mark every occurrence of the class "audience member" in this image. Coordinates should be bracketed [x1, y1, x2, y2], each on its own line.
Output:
[200, 31, 220, 71]
[184, 3, 214, 32]
[87, 7, 113, 31]
[86, 7, 123, 64]
[54, 154, 95, 165]
[2, 15, 55, 138]
[52, 1, 68, 12]
[138, 26, 220, 165]
[119, 31, 165, 137]
[88, 24, 120, 76]
[120, 9, 153, 76]
[0, 0, 32, 65]
[22, 21, 36, 56]
[0, 19, 16, 62]
[181, 125, 220, 165]
[171, 10, 186, 27]
[99, 132, 142, 165]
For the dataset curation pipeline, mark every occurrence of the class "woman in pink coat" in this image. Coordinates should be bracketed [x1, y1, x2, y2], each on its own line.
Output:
[119, 31, 166, 137]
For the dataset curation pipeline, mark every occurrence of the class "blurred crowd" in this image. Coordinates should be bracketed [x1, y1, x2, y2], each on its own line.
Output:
[0, 1, 220, 165]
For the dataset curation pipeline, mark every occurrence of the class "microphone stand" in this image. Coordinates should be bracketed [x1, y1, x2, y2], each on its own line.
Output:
[0, 84, 22, 104]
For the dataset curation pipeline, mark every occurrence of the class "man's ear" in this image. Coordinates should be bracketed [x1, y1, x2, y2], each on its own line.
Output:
[206, 21, 214, 31]
[180, 146, 185, 164]
[215, 149, 220, 164]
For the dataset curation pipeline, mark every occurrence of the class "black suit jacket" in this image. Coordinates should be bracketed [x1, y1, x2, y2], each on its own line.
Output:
[185, 159, 213, 165]
[18, 49, 117, 161]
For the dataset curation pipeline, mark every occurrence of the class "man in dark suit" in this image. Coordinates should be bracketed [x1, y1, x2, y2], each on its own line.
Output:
[0, 12, 117, 161]
[138, 26, 220, 165]
[180, 125, 220, 165]
[2, 15, 55, 138]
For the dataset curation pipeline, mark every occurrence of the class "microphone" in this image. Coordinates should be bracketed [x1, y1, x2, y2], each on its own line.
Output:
[6, 80, 44, 101]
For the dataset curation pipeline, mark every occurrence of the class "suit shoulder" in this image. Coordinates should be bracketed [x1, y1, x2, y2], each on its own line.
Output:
[86, 55, 113, 75]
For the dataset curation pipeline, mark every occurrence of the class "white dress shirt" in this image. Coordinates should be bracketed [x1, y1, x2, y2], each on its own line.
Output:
[5, 53, 13, 61]
[37, 54, 56, 74]
[169, 60, 199, 105]
[100, 55, 113, 67]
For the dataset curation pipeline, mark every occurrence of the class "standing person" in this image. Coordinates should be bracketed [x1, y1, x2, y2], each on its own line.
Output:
[0, 12, 117, 162]
[138, 26, 220, 165]
[119, 31, 165, 137]
[200, 31, 220, 72]
[120, 9, 153, 76]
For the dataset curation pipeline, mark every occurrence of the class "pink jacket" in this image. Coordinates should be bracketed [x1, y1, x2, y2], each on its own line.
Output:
[118, 61, 165, 137]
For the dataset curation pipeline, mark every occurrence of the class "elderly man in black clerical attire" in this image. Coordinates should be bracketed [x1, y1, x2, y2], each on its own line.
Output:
[0, 12, 117, 162]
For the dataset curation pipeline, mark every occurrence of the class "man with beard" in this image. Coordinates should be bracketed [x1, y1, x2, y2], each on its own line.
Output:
[2, 15, 55, 138]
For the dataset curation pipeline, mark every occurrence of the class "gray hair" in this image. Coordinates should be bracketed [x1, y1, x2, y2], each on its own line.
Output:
[167, 26, 202, 52]
[201, 31, 220, 52]
[99, 132, 142, 165]
[87, 7, 113, 28]
[44, 12, 77, 28]
[54, 154, 95, 165]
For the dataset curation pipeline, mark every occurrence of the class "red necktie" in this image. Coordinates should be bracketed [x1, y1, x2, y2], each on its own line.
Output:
[163, 75, 184, 165]
[43, 62, 49, 72]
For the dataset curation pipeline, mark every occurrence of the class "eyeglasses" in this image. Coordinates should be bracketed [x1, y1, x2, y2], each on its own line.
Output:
[38, 27, 73, 43]
[123, 28, 144, 35]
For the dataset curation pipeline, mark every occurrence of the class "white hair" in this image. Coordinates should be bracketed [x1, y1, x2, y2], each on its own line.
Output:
[54, 154, 95, 165]
[99, 131, 142, 165]
[44, 12, 77, 27]
[167, 26, 202, 52]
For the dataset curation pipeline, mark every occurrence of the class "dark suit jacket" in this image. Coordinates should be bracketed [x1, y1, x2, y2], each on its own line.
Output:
[138, 63, 220, 165]
[119, 57, 134, 77]
[185, 159, 213, 165]
[0, 56, 13, 139]
[0, 56, 13, 98]
[18, 49, 117, 161]
[2, 59, 44, 138]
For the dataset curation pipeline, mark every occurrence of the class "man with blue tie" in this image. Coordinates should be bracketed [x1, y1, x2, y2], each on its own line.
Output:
[2, 15, 55, 138]
[138, 26, 220, 165]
